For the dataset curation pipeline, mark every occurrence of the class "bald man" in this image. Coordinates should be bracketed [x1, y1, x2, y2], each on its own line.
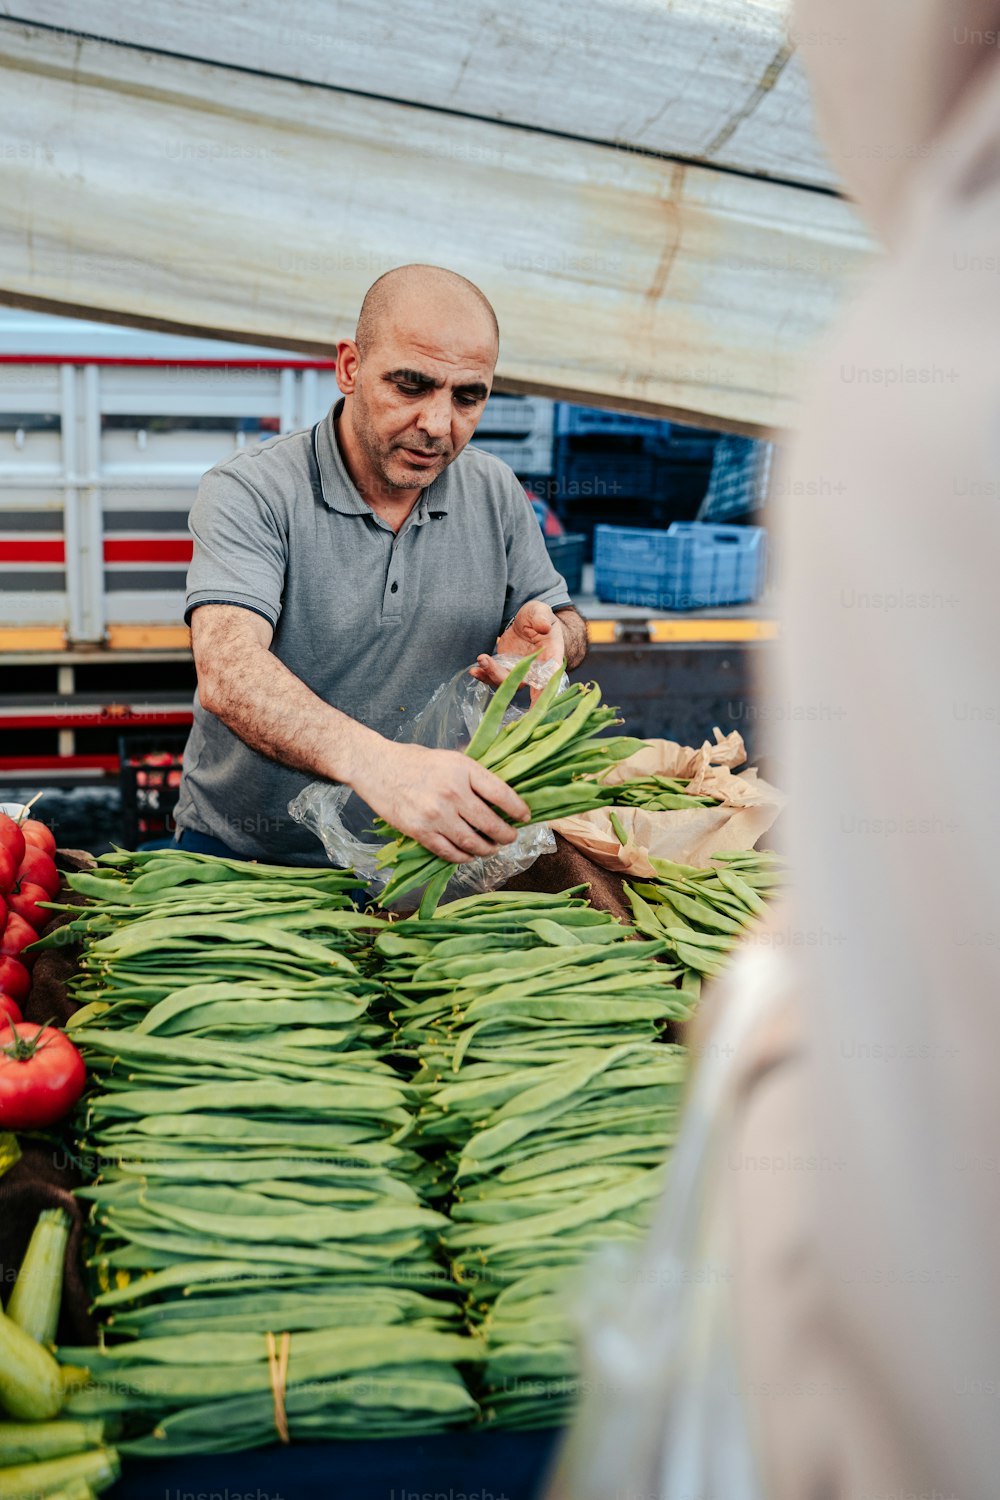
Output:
[173, 264, 587, 866]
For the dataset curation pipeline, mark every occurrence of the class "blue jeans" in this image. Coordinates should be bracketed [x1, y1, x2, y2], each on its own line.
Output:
[173, 828, 247, 859]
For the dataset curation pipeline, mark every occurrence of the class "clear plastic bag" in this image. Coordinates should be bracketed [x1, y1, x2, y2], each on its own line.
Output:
[288, 657, 560, 903]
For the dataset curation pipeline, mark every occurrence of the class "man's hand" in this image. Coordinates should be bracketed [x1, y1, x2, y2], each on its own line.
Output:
[351, 742, 531, 864]
[470, 601, 567, 697]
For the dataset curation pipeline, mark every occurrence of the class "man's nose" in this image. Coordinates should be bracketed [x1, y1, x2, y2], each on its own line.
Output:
[415, 391, 452, 442]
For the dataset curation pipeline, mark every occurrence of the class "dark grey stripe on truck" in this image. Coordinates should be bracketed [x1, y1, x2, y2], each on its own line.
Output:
[0, 571, 66, 590]
[104, 571, 187, 592]
[0, 511, 64, 531]
[102, 511, 192, 531]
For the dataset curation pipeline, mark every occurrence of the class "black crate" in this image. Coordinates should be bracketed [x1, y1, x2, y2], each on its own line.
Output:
[118, 732, 188, 849]
[545, 533, 585, 595]
[556, 448, 658, 503]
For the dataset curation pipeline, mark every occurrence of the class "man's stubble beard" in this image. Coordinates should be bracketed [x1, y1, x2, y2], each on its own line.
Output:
[352, 386, 442, 493]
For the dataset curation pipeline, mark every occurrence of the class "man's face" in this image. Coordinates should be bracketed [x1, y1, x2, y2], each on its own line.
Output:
[340, 309, 496, 492]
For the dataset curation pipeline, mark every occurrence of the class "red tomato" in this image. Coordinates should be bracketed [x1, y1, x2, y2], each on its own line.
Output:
[0, 994, 22, 1027]
[0, 846, 16, 896]
[20, 820, 56, 858]
[0, 1021, 85, 1130]
[8, 882, 51, 933]
[0, 814, 26, 871]
[0, 894, 5, 929]
[0, 913, 39, 966]
[16, 848, 60, 901]
[0, 956, 30, 1005]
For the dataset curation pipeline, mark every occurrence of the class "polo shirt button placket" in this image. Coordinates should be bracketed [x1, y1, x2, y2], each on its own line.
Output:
[383, 535, 404, 621]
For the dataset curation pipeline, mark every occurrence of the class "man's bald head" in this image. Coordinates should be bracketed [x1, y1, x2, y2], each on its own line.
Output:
[335, 265, 499, 499]
[355, 264, 499, 361]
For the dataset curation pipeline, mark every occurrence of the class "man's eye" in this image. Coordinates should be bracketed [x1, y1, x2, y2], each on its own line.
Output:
[397, 383, 424, 396]
[456, 394, 482, 407]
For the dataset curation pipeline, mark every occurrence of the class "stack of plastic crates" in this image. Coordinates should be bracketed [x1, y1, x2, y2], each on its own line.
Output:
[697, 435, 773, 522]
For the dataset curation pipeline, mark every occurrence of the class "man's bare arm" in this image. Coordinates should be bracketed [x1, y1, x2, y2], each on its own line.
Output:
[554, 605, 588, 670]
[191, 605, 529, 862]
[192, 604, 373, 785]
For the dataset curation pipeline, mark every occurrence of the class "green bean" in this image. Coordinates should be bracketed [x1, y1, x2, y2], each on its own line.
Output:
[662, 926, 732, 952]
[463, 652, 537, 759]
[713, 870, 766, 913]
[476, 664, 567, 769]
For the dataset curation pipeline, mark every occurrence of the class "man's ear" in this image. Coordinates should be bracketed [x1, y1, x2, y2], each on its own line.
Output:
[335, 338, 361, 395]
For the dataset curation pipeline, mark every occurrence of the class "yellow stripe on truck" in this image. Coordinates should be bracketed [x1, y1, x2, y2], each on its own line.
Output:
[106, 626, 191, 651]
[4, 621, 775, 654]
[586, 618, 779, 645]
[647, 619, 779, 643]
[0, 625, 192, 653]
[0, 627, 66, 650]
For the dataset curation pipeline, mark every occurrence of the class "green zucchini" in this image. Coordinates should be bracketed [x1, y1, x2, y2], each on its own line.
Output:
[0, 1307, 64, 1420]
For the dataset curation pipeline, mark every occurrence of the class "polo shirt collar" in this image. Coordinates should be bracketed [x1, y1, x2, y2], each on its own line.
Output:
[314, 399, 450, 520]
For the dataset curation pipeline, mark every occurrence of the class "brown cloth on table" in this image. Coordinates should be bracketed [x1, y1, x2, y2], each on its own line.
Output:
[0, 850, 97, 1345]
[0, 839, 626, 1344]
[499, 833, 631, 921]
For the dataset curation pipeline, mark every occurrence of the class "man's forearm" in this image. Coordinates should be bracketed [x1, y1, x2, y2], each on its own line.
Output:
[200, 638, 378, 788]
[555, 606, 588, 669]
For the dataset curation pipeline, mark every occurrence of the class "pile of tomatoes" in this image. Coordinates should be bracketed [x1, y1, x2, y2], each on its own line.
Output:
[0, 811, 86, 1131]
[0, 810, 60, 1023]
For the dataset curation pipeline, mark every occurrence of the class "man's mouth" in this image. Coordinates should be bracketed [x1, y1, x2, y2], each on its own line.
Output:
[399, 447, 445, 467]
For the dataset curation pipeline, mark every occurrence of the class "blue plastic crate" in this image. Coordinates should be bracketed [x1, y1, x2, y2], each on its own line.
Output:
[544, 533, 585, 595]
[556, 404, 670, 440]
[593, 522, 767, 611]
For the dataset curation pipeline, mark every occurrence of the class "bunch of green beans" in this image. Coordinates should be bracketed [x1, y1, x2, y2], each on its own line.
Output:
[56, 853, 476, 1453]
[374, 655, 647, 915]
[624, 849, 788, 992]
[376, 890, 692, 1429]
[605, 773, 720, 812]
[34, 849, 382, 1038]
[40, 848, 366, 952]
[61, 1326, 478, 1453]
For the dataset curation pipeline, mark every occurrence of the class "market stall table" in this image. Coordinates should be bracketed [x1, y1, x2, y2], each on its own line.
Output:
[108, 1427, 562, 1500]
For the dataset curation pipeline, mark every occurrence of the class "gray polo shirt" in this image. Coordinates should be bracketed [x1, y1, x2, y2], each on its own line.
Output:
[173, 399, 572, 863]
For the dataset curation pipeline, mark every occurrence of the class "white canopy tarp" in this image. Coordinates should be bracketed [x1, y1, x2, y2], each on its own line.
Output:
[0, 4, 872, 429]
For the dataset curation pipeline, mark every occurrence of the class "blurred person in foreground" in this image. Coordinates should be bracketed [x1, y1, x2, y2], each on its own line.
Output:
[549, 2, 1000, 1497]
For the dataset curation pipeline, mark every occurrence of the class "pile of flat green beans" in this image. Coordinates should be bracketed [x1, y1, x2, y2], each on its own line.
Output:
[44, 847, 369, 952]
[376, 890, 694, 1429]
[375, 655, 646, 914]
[606, 773, 720, 813]
[50, 850, 733, 1447]
[624, 850, 788, 991]
[54, 850, 477, 1453]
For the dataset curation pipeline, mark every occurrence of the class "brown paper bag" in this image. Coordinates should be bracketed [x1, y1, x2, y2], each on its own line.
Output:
[552, 728, 785, 876]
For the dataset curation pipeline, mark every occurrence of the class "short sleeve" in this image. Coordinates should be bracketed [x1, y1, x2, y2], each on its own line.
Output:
[502, 477, 574, 627]
[184, 464, 288, 627]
